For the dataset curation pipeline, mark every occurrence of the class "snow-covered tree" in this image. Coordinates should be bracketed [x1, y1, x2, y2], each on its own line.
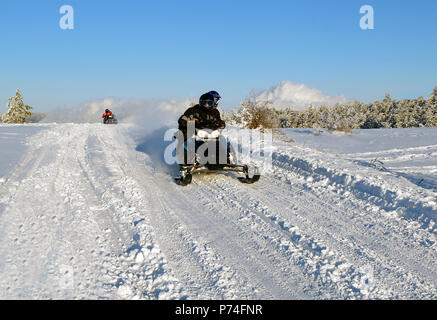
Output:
[348, 101, 367, 129]
[426, 86, 437, 127]
[428, 86, 437, 105]
[305, 106, 321, 129]
[2, 89, 32, 124]
[233, 99, 279, 129]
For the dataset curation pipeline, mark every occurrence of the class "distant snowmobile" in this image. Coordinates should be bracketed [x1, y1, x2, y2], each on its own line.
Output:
[102, 109, 118, 125]
[103, 114, 118, 125]
[175, 129, 261, 186]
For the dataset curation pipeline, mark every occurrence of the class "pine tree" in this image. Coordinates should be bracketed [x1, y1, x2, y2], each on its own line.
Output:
[428, 86, 437, 105]
[234, 99, 278, 129]
[2, 89, 33, 124]
[361, 103, 380, 129]
[349, 101, 366, 129]
[426, 86, 437, 127]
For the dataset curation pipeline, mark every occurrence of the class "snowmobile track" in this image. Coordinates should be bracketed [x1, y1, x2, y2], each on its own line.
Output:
[0, 124, 436, 299]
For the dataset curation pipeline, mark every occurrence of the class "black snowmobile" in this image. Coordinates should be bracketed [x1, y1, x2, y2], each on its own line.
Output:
[175, 129, 261, 186]
[103, 114, 118, 125]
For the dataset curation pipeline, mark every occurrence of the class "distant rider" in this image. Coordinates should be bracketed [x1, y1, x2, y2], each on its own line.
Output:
[102, 109, 113, 124]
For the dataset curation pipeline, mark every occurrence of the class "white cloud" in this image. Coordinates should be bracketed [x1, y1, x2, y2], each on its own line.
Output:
[249, 80, 348, 110]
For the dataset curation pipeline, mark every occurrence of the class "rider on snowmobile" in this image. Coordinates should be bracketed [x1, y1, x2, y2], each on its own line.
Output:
[102, 109, 113, 123]
[178, 92, 225, 141]
[175, 91, 260, 185]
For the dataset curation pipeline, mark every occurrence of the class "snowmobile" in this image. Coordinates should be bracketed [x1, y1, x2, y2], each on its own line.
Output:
[175, 129, 261, 186]
[103, 114, 118, 125]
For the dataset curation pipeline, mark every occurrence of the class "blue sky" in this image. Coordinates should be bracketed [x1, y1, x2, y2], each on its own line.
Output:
[0, 0, 436, 112]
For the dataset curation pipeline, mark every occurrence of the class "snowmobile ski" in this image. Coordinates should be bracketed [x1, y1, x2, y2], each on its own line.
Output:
[175, 173, 192, 186]
[238, 174, 261, 184]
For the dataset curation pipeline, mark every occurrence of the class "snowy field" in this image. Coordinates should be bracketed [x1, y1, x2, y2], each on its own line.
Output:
[285, 128, 437, 193]
[0, 125, 52, 180]
[0, 124, 436, 299]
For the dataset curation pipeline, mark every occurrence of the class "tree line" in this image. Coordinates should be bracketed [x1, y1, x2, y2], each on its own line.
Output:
[224, 86, 437, 130]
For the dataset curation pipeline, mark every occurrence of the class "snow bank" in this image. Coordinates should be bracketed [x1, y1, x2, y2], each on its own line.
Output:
[276, 128, 437, 233]
[0, 124, 52, 179]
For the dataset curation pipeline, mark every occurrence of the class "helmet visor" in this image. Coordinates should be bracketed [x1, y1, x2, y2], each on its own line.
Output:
[202, 100, 215, 107]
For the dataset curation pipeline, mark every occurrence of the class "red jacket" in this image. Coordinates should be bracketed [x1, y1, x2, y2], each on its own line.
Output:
[102, 111, 112, 118]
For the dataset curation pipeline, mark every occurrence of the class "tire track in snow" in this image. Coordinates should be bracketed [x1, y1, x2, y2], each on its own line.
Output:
[109, 125, 318, 299]
[0, 125, 112, 298]
[117, 125, 436, 299]
[77, 127, 185, 299]
[159, 176, 311, 299]
[245, 170, 437, 298]
[99, 126, 276, 299]
[177, 145, 437, 298]
[196, 175, 381, 299]
[270, 156, 437, 256]
[3, 124, 435, 299]
[0, 124, 183, 299]
[262, 179, 436, 299]
[271, 152, 437, 234]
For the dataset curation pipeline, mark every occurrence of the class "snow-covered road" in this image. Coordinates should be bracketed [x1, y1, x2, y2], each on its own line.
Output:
[0, 124, 436, 299]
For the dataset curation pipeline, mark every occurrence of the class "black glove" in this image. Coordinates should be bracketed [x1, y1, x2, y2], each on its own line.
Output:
[217, 120, 226, 129]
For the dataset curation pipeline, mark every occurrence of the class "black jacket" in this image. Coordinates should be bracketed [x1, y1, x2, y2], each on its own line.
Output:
[178, 104, 225, 139]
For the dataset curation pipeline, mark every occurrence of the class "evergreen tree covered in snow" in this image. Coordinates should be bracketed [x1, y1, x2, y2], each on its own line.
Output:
[2, 89, 33, 124]
[426, 86, 437, 127]
[227, 99, 279, 129]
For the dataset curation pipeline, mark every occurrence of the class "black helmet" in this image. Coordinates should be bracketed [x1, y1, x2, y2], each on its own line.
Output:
[199, 93, 215, 108]
[105, 109, 110, 113]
